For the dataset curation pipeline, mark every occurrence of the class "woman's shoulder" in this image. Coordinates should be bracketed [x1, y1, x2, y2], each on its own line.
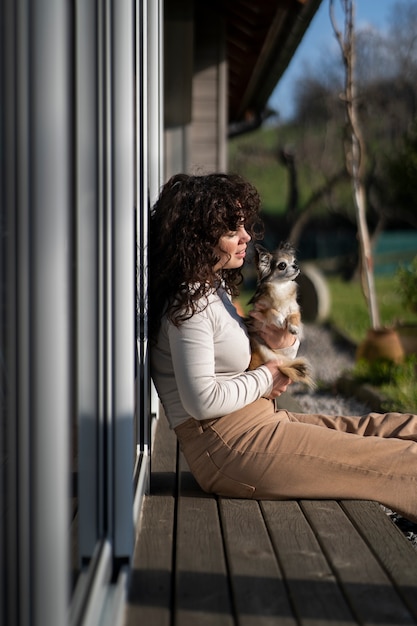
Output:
[193, 289, 224, 320]
[161, 286, 233, 335]
[176, 288, 229, 326]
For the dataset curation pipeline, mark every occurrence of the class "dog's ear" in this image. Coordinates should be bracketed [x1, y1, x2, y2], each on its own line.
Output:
[255, 245, 273, 280]
[253, 243, 270, 264]
[278, 241, 296, 257]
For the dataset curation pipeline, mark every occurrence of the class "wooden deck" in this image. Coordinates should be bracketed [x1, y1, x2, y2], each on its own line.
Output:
[123, 408, 417, 626]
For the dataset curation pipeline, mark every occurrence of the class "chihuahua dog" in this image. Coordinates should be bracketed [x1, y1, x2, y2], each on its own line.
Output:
[246, 242, 315, 389]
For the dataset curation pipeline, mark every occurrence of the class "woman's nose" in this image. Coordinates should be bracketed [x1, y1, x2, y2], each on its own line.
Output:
[240, 228, 251, 242]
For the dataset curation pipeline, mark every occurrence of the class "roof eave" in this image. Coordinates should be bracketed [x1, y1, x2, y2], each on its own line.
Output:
[235, 0, 323, 121]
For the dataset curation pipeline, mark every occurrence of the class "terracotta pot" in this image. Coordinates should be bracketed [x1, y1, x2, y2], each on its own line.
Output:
[356, 327, 405, 364]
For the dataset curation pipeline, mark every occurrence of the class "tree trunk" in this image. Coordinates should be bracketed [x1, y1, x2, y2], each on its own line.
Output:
[330, 0, 380, 329]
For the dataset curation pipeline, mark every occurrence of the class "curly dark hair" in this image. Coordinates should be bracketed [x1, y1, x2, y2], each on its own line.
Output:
[148, 172, 264, 340]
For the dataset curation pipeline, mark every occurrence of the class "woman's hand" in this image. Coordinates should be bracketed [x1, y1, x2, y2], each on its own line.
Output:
[249, 309, 296, 350]
[264, 360, 292, 398]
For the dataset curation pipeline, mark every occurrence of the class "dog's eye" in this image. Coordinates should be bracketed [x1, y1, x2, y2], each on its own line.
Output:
[277, 262, 287, 270]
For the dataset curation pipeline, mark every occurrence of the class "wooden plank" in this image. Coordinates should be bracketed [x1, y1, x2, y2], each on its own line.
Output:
[192, 104, 217, 122]
[220, 498, 297, 626]
[150, 413, 178, 490]
[175, 455, 234, 626]
[193, 81, 219, 100]
[342, 500, 417, 620]
[301, 500, 417, 626]
[190, 122, 218, 141]
[261, 500, 356, 626]
[123, 417, 177, 626]
[124, 497, 175, 626]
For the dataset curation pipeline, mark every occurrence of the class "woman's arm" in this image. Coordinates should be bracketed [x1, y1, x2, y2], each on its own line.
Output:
[168, 313, 273, 420]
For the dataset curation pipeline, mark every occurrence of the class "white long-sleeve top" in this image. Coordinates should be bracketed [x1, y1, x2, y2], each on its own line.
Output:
[150, 286, 299, 429]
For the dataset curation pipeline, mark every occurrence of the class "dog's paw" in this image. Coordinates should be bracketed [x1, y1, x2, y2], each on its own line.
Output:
[288, 324, 300, 335]
[271, 314, 286, 328]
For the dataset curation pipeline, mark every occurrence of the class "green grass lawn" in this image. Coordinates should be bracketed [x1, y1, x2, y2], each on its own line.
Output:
[327, 274, 417, 344]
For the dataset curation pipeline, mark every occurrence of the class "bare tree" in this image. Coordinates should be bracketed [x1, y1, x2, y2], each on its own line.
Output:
[330, 0, 380, 329]
[288, 168, 348, 246]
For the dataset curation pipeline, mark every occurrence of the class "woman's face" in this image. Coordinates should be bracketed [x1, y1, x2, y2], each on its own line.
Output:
[213, 221, 251, 271]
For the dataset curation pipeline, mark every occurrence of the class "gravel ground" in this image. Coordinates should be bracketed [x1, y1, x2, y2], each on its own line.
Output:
[290, 323, 417, 550]
[290, 323, 369, 416]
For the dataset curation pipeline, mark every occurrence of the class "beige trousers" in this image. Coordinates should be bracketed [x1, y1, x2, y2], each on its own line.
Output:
[174, 398, 417, 522]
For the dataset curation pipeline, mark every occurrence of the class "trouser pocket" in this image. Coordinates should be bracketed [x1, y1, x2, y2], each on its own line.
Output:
[190, 448, 255, 498]
[176, 420, 256, 498]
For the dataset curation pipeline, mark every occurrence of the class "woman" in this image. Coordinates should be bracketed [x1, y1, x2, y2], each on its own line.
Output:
[150, 172, 417, 521]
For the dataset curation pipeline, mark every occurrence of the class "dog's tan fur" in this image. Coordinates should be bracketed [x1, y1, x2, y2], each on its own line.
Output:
[246, 242, 315, 389]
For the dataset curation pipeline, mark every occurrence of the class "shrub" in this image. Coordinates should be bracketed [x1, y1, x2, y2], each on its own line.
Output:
[352, 355, 417, 413]
[396, 256, 417, 314]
